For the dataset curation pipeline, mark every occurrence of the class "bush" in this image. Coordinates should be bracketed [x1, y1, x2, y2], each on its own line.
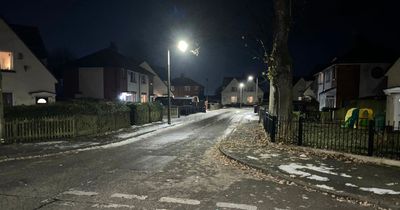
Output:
[4, 100, 129, 119]
[149, 103, 163, 122]
[126, 103, 150, 125]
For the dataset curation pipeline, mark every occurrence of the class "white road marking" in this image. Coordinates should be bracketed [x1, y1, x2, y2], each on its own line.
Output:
[216, 202, 257, 210]
[62, 189, 98, 196]
[111, 193, 148, 200]
[92, 203, 135, 209]
[159, 197, 200, 205]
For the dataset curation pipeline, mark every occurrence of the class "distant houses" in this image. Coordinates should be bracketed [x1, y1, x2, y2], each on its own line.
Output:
[0, 17, 57, 106]
[220, 77, 263, 106]
[171, 74, 204, 100]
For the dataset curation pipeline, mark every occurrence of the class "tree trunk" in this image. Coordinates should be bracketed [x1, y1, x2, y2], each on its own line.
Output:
[268, 0, 293, 119]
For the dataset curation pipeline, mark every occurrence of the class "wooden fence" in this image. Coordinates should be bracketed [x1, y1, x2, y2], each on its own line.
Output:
[4, 116, 75, 143]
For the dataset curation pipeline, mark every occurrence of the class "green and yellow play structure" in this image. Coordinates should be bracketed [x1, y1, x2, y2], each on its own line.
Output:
[343, 108, 374, 128]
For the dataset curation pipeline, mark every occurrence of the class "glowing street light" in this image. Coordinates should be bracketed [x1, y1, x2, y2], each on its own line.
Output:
[247, 75, 254, 81]
[239, 82, 245, 108]
[177, 40, 189, 52]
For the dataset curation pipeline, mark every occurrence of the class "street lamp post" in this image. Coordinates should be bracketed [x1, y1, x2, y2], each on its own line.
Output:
[248, 75, 259, 104]
[167, 40, 190, 125]
[239, 82, 244, 108]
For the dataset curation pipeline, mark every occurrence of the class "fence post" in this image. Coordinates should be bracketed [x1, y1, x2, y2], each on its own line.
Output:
[271, 116, 277, 143]
[367, 120, 375, 156]
[298, 117, 304, 146]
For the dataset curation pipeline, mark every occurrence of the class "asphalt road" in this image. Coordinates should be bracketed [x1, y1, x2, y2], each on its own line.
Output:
[0, 109, 375, 210]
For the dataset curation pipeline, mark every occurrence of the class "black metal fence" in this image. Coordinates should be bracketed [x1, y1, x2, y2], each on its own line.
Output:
[178, 105, 206, 116]
[260, 109, 400, 160]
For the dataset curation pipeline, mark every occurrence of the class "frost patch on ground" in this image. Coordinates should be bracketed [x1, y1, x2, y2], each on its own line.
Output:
[386, 182, 398, 186]
[359, 187, 400, 195]
[340, 173, 352, 178]
[92, 203, 135, 209]
[315, 184, 335, 191]
[62, 190, 98, 196]
[260, 153, 280, 159]
[247, 156, 259, 160]
[345, 183, 358, 188]
[278, 163, 334, 182]
[243, 113, 259, 121]
[111, 193, 147, 200]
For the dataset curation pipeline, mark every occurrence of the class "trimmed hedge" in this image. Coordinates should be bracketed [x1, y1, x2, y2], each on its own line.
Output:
[4, 100, 129, 119]
[127, 103, 164, 125]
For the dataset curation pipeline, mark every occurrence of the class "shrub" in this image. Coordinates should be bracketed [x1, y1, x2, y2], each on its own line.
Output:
[126, 103, 150, 125]
[148, 103, 163, 122]
[4, 100, 129, 119]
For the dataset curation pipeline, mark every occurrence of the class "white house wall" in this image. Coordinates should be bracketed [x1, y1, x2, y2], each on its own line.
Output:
[79, 67, 104, 99]
[386, 58, 400, 88]
[0, 18, 57, 105]
[139, 62, 168, 97]
[126, 70, 149, 102]
[221, 78, 263, 105]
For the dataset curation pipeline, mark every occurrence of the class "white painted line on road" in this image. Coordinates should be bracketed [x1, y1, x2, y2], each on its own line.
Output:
[92, 203, 135, 209]
[62, 189, 98, 196]
[159, 197, 200, 205]
[216, 202, 257, 210]
[111, 193, 148, 200]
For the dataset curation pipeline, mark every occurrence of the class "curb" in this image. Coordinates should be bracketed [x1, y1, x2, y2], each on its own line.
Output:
[0, 122, 175, 163]
[218, 144, 396, 210]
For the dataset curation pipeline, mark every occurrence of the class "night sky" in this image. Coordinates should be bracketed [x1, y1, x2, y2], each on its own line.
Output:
[1, 0, 400, 94]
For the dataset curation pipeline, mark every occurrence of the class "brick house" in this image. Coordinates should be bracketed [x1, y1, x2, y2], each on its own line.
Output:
[171, 74, 204, 99]
[63, 45, 154, 102]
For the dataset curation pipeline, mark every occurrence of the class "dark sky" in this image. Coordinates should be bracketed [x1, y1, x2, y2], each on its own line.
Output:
[1, 0, 400, 94]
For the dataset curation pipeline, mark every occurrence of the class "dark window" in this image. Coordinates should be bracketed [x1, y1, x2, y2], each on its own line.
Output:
[231, 87, 238, 92]
[129, 71, 136, 83]
[371, 67, 384, 79]
[3, 93, 13, 106]
[141, 75, 146, 84]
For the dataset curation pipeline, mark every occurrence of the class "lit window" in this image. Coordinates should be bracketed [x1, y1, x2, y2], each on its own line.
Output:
[247, 96, 254, 103]
[184, 86, 191, 91]
[231, 96, 237, 103]
[141, 93, 147, 103]
[0, 51, 13, 70]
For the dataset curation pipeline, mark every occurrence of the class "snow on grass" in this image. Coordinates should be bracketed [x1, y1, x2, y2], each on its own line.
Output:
[359, 187, 400, 195]
[345, 183, 358, 188]
[315, 184, 335, 191]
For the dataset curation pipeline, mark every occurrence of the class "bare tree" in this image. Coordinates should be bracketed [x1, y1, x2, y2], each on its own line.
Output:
[268, 0, 293, 119]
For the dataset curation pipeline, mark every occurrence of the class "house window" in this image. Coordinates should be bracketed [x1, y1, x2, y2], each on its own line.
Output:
[325, 70, 331, 83]
[171, 86, 175, 91]
[247, 96, 254, 103]
[141, 93, 147, 103]
[2, 93, 13, 106]
[318, 73, 324, 84]
[194, 86, 199, 91]
[129, 71, 136, 83]
[141, 75, 146, 84]
[231, 96, 237, 103]
[231, 87, 238, 92]
[36, 97, 48, 104]
[247, 86, 255, 92]
[0, 51, 13, 70]
[184, 86, 191, 91]
[325, 96, 335, 108]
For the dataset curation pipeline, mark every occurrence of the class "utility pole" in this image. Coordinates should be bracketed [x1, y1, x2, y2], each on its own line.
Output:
[0, 72, 4, 143]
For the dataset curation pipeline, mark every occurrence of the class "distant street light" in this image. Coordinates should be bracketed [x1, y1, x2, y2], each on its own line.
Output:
[239, 82, 245, 108]
[167, 40, 195, 125]
[248, 75, 259, 104]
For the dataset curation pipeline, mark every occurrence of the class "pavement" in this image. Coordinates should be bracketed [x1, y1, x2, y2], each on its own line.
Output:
[219, 117, 400, 209]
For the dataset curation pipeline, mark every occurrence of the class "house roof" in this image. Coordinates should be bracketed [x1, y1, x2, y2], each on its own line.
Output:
[171, 75, 204, 87]
[74, 46, 153, 75]
[151, 65, 168, 81]
[9, 24, 48, 60]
